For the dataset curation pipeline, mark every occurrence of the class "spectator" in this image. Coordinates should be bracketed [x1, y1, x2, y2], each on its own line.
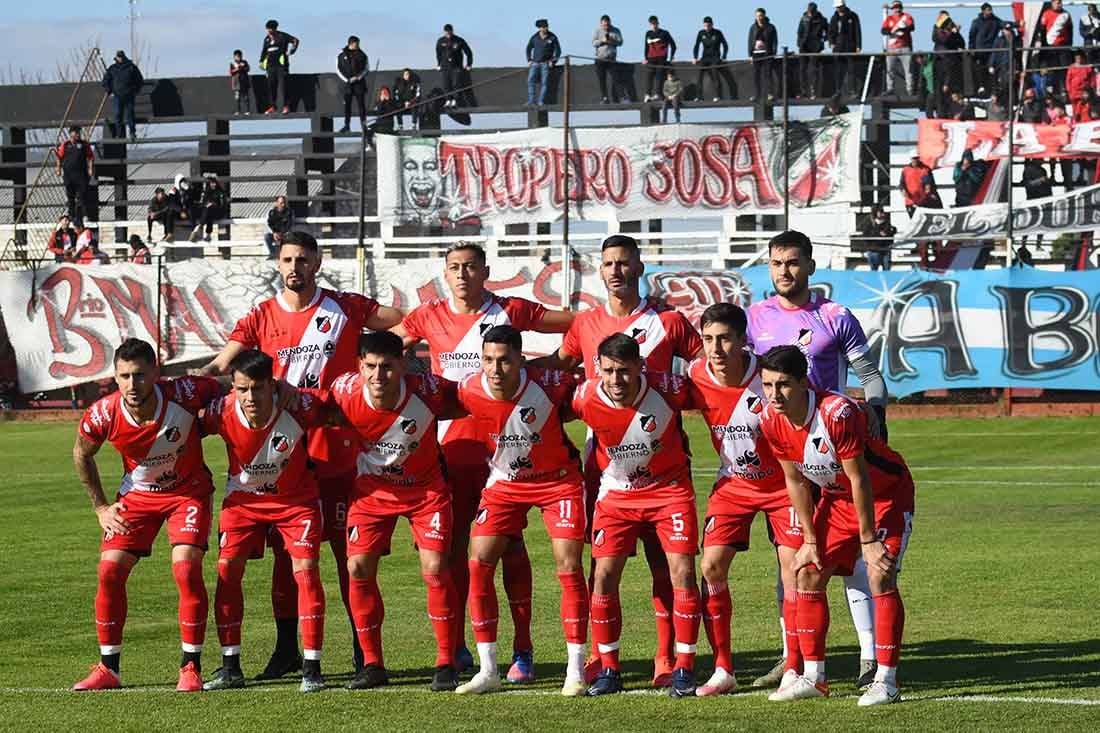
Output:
[168, 173, 196, 230]
[146, 186, 174, 242]
[47, 214, 77, 263]
[1082, 4, 1100, 62]
[945, 90, 974, 120]
[989, 23, 1019, 100]
[393, 68, 422, 130]
[189, 176, 228, 243]
[229, 49, 252, 115]
[128, 235, 152, 264]
[260, 19, 299, 114]
[662, 70, 683, 122]
[1065, 49, 1094, 117]
[953, 150, 987, 206]
[693, 16, 733, 101]
[264, 195, 295, 258]
[748, 8, 779, 103]
[1039, 0, 1073, 95]
[819, 93, 849, 117]
[859, 205, 896, 270]
[593, 15, 626, 104]
[366, 86, 400, 148]
[643, 15, 677, 102]
[337, 35, 369, 133]
[1044, 94, 1076, 188]
[969, 3, 1002, 96]
[526, 19, 561, 107]
[828, 0, 862, 98]
[881, 1, 914, 97]
[912, 52, 933, 113]
[1019, 87, 1044, 122]
[436, 24, 474, 108]
[1012, 242, 1034, 267]
[932, 12, 965, 117]
[797, 3, 829, 100]
[74, 227, 109, 265]
[101, 51, 143, 141]
[54, 126, 94, 227]
[899, 154, 937, 216]
[1021, 159, 1053, 251]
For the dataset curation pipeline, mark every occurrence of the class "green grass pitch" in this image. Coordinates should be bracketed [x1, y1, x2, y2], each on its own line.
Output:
[0, 416, 1097, 731]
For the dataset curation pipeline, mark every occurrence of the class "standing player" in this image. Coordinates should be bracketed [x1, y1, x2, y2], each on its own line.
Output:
[685, 304, 803, 697]
[452, 326, 589, 697]
[573, 334, 702, 698]
[392, 242, 573, 681]
[200, 350, 330, 693]
[540, 234, 702, 687]
[747, 229, 889, 690]
[759, 345, 912, 706]
[203, 230, 402, 678]
[71, 339, 221, 691]
[329, 331, 464, 692]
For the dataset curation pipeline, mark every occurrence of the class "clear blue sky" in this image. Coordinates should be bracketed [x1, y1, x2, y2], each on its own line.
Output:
[1, 1, 1003, 80]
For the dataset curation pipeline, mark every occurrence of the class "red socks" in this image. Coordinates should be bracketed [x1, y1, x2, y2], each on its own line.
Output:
[94, 560, 131, 652]
[701, 580, 732, 672]
[873, 589, 905, 667]
[467, 559, 499, 644]
[556, 570, 588, 645]
[502, 545, 533, 652]
[448, 548, 471, 650]
[423, 571, 456, 668]
[294, 567, 325, 658]
[782, 592, 802, 672]
[327, 534, 353, 622]
[348, 575, 385, 667]
[590, 593, 622, 671]
[270, 546, 298, 621]
[796, 589, 829, 662]
[643, 537, 676, 663]
[213, 561, 246, 649]
[172, 559, 207, 651]
[673, 586, 701, 671]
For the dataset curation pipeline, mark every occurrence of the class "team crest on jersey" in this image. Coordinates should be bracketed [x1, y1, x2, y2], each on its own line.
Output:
[746, 396, 763, 414]
[519, 407, 537, 424]
[400, 419, 418, 435]
[798, 328, 813, 346]
[639, 414, 657, 433]
[475, 508, 489, 525]
[704, 516, 716, 534]
[811, 437, 830, 454]
[315, 315, 333, 334]
[593, 528, 606, 546]
[271, 434, 290, 453]
[478, 322, 493, 336]
[164, 426, 181, 443]
[630, 327, 647, 345]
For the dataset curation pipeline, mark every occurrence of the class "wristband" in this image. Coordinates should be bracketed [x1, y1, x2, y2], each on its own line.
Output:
[860, 538, 879, 544]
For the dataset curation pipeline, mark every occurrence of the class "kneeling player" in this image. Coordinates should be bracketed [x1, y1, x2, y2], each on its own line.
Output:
[200, 350, 329, 693]
[72, 339, 221, 691]
[329, 332, 463, 692]
[686, 304, 803, 696]
[759, 346, 913, 706]
[574, 334, 702, 698]
[453, 326, 589, 696]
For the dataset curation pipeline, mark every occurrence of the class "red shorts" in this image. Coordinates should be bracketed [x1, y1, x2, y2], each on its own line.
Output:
[814, 495, 906, 577]
[449, 462, 490, 533]
[218, 499, 323, 560]
[101, 489, 212, 556]
[591, 497, 699, 559]
[347, 491, 452, 556]
[703, 489, 803, 551]
[472, 482, 586, 542]
[318, 471, 355, 542]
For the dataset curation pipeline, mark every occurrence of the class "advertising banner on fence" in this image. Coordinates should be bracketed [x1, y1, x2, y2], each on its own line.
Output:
[901, 181, 1100, 240]
[918, 118, 1100, 168]
[375, 114, 862, 227]
[1, 260, 1097, 396]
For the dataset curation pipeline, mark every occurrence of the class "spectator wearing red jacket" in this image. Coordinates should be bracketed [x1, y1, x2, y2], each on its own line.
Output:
[47, 214, 77, 262]
[881, 2, 914, 96]
[899, 155, 938, 216]
[1065, 49, 1095, 116]
[1040, 0, 1073, 94]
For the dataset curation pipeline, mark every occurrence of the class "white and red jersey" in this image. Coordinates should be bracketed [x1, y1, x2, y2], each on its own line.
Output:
[572, 372, 693, 507]
[330, 371, 457, 503]
[881, 12, 914, 49]
[401, 294, 548, 464]
[1042, 8, 1072, 46]
[201, 388, 329, 504]
[761, 390, 914, 510]
[79, 376, 221, 496]
[686, 354, 785, 500]
[229, 287, 381, 476]
[456, 366, 581, 491]
[560, 301, 702, 380]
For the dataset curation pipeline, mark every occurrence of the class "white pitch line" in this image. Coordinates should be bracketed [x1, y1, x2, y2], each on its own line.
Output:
[890, 433, 1100, 438]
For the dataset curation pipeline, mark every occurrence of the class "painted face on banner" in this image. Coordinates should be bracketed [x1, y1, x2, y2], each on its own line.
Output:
[402, 141, 442, 220]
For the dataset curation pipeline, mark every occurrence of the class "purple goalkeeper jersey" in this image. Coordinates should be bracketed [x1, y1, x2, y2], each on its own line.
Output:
[746, 292, 871, 392]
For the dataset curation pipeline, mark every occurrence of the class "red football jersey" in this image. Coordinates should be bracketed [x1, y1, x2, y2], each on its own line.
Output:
[571, 372, 694, 508]
[201, 388, 329, 504]
[229, 287, 380, 476]
[402, 294, 548, 463]
[760, 391, 913, 506]
[687, 355, 786, 500]
[456, 366, 581, 491]
[329, 371, 457, 502]
[560, 302, 702, 380]
[79, 376, 221, 496]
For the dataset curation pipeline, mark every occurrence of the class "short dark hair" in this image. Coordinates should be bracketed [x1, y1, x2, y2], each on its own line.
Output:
[699, 303, 747, 336]
[703, 16, 713, 23]
[358, 331, 404, 360]
[443, 23, 453, 32]
[348, 35, 360, 45]
[755, 8, 766, 15]
[229, 349, 274, 381]
[768, 230, 813, 259]
[266, 19, 279, 30]
[233, 49, 242, 56]
[281, 230, 318, 253]
[759, 345, 808, 381]
[482, 325, 523, 352]
[445, 241, 486, 264]
[601, 234, 640, 257]
[600, 14, 610, 22]
[114, 338, 157, 367]
[597, 333, 641, 363]
[69, 125, 81, 134]
[649, 15, 659, 24]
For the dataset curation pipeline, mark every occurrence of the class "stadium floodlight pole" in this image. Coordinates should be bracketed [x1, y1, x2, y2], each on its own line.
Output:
[1006, 33, 1016, 266]
[782, 47, 790, 229]
[561, 55, 572, 311]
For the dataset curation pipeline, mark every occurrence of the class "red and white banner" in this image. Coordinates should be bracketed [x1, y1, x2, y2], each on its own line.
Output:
[918, 118, 1100, 168]
[376, 115, 862, 227]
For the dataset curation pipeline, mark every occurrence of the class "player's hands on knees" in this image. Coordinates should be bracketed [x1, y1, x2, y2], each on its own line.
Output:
[791, 542, 820, 572]
[861, 539, 896, 575]
[276, 380, 302, 410]
[96, 502, 130, 536]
